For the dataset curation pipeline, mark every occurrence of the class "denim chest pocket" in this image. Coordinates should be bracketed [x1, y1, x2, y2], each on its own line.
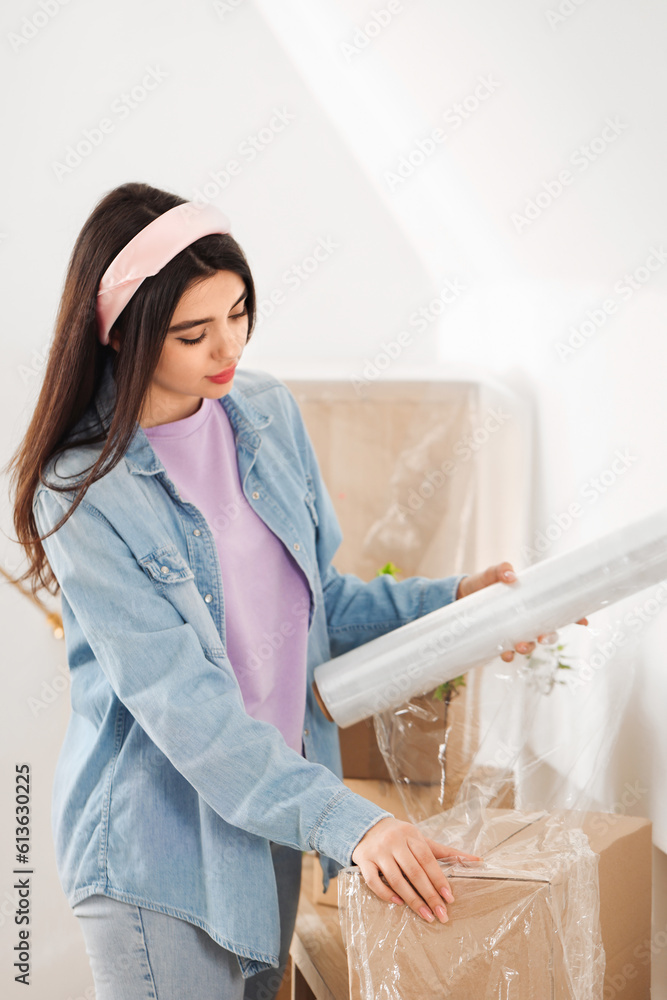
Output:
[139, 544, 195, 585]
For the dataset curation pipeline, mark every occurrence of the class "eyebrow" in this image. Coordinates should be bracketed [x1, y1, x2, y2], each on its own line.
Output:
[167, 291, 247, 332]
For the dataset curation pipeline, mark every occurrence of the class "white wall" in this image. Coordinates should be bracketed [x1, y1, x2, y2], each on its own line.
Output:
[1, 0, 665, 996]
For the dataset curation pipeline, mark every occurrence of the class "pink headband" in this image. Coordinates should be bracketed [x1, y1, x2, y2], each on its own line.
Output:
[95, 201, 232, 345]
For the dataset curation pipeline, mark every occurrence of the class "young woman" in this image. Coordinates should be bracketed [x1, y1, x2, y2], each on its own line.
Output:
[7, 182, 586, 1000]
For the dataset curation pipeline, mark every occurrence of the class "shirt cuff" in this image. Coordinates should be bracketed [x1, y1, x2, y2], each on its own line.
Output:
[418, 573, 467, 615]
[310, 787, 395, 867]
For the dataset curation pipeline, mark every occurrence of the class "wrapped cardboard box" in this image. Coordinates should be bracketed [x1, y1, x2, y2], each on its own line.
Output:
[311, 777, 515, 907]
[339, 718, 392, 780]
[338, 806, 652, 1000]
[288, 376, 525, 796]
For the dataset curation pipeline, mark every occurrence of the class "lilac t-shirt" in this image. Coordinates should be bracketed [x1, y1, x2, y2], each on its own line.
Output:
[144, 395, 310, 756]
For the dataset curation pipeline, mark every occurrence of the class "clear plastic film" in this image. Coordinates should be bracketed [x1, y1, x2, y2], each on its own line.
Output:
[337, 607, 646, 999]
[339, 808, 605, 1000]
[313, 505, 667, 727]
[289, 377, 653, 997]
[371, 595, 644, 823]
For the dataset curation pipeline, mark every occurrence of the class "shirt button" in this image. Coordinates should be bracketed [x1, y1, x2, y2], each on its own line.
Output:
[304, 728, 310, 736]
[204, 594, 213, 603]
[293, 542, 300, 551]
[193, 529, 201, 536]
[252, 491, 260, 499]
[160, 566, 169, 574]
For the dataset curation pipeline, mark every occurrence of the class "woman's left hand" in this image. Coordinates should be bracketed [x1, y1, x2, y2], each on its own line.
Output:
[455, 561, 589, 662]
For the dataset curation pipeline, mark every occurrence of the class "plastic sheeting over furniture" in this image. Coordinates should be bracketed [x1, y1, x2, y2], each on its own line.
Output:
[285, 376, 653, 998]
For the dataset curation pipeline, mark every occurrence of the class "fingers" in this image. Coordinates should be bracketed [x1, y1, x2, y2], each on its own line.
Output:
[353, 824, 485, 926]
[357, 858, 442, 917]
[462, 561, 520, 599]
[379, 844, 452, 924]
[425, 841, 481, 863]
[376, 857, 447, 924]
[538, 632, 559, 644]
[498, 561, 517, 583]
[492, 561, 589, 649]
[501, 631, 561, 661]
[356, 860, 405, 908]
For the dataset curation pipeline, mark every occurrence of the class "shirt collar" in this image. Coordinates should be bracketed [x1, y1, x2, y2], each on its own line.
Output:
[92, 355, 273, 476]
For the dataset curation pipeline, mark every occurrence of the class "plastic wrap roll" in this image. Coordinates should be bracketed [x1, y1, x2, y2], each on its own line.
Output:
[314, 506, 667, 727]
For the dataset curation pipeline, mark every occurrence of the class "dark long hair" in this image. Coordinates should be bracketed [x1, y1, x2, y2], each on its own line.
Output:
[5, 181, 257, 597]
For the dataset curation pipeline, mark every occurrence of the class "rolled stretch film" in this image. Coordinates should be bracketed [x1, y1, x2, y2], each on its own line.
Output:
[314, 506, 667, 728]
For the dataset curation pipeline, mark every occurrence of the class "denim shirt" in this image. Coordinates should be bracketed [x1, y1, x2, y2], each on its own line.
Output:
[33, 355, 464, 977]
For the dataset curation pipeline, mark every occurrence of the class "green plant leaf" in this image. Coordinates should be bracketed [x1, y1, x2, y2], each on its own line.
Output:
[433, 676, 466, 701]
[377, 561, 402, 579]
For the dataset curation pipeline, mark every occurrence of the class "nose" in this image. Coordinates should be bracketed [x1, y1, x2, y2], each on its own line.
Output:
[209, 324, 245, 366]
[211, 341, 243, 366]
[214, 351, 242, 367]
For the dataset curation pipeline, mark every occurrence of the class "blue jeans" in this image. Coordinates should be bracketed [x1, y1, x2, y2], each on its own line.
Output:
[72, 842, 303, 999]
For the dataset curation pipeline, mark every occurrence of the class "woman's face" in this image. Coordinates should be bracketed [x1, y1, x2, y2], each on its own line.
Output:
[114, 269, 250, 427]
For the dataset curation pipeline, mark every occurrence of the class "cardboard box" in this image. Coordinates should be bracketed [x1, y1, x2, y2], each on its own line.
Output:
[583, 811, 653, 1000]
[339, 686, 473, 789]
[336, 803, 652, 1000]
[311, 777, 515, 907]
[339, 718, 391, 780]
[288, 377, 508, 794]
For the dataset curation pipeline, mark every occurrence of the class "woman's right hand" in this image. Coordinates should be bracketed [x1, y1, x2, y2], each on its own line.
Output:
[350, 817, 481, 924]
